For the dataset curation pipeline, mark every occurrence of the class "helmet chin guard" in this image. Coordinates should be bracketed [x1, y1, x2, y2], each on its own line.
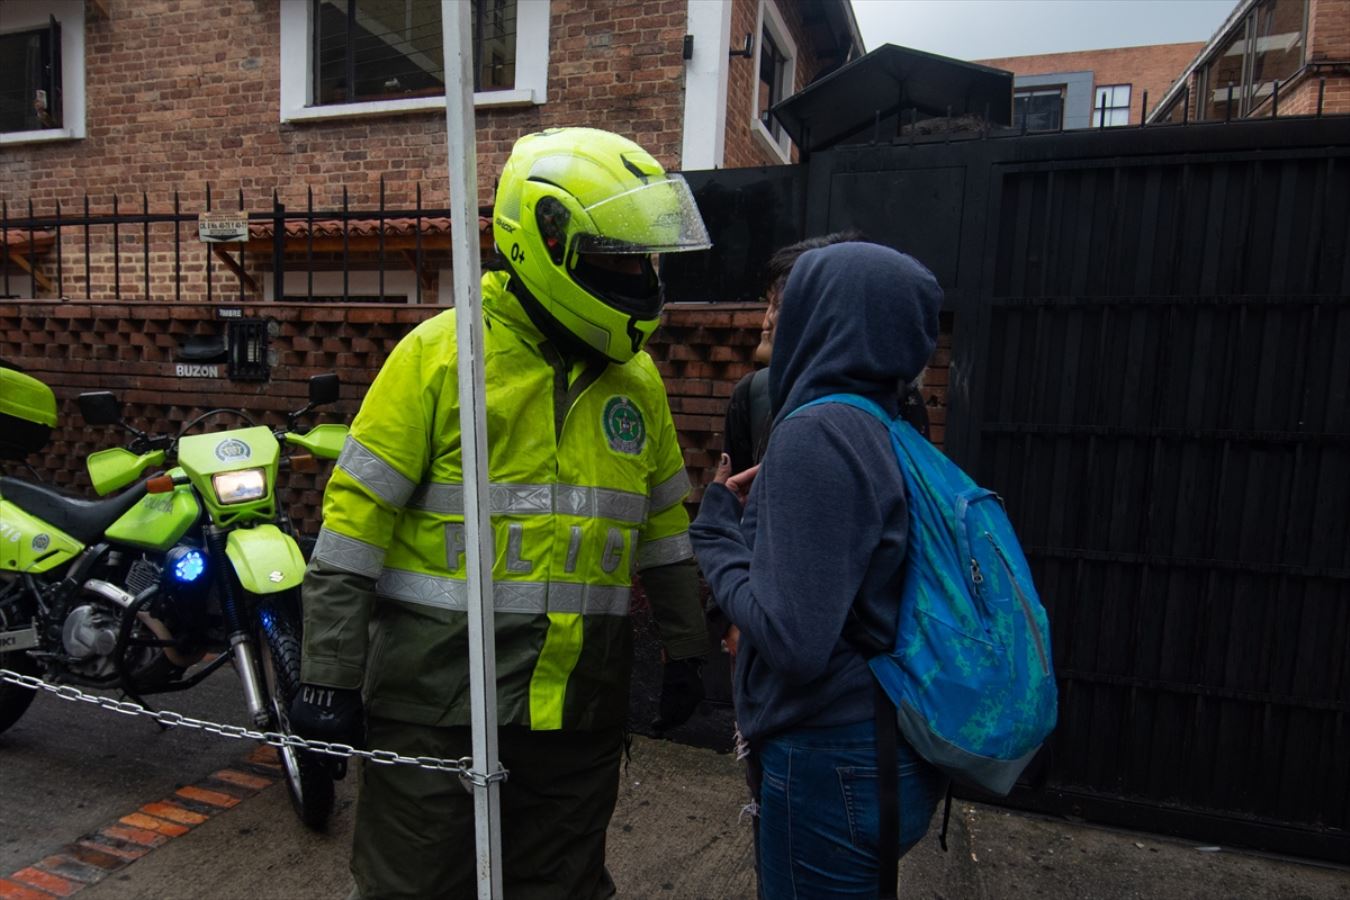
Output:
[492, 128, 711, 363]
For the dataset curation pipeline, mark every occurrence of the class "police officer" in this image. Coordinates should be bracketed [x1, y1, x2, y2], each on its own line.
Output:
[290, 127, 712, 899]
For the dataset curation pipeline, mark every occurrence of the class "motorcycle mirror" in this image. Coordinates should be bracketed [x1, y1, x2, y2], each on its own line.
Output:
[78, 391, 123, 426]
[308, 373, 340, 406]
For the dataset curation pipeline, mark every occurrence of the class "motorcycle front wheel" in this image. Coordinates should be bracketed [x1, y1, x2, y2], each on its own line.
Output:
[0, 648, 39, 734]
[0, 576, 39, 734]
[255, 596, 335, 830]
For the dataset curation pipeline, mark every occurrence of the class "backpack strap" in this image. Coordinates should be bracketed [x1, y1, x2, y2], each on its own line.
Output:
[789, 392, 908, 897]
[876, 680, 901, 899]
[747, 367, 773, 465]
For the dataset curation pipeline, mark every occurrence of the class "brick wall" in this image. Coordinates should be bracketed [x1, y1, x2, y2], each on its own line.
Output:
[0, 0, 684, 304]
[1294, 0, 1350, 115]
[4, 0, 694, 209]
[976, 42, 1206, 123]
[713, 0, 835, 169]
[1, 0, 832, 305]
[0, 299, 951, 532]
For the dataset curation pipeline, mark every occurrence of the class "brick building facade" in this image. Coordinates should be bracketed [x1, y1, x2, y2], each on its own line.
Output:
[0, 0, 859, 303]
[976, 42, 1204, 128]
[0, 0, 891, 515]
[974, 0, 1349, 130]
[1149, 0, 1350, 122]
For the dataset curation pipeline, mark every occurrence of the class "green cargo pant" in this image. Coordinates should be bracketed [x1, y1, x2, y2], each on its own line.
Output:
[351, 717, 623, 900]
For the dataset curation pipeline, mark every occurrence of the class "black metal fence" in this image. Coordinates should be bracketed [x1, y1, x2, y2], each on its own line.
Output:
[0, 179, 481, 305]
[793, 113, 1350, 861]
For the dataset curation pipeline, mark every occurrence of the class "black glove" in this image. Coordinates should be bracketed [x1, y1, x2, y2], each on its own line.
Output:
[288, 684, 366, 751]
[653, 657, 706, 734]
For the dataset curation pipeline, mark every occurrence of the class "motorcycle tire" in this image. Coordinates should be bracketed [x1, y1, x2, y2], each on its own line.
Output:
[256, 597, 335, 831]
[0, 648, 39, 735]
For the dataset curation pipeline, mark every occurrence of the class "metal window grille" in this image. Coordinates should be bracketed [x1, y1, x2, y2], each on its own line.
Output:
[227, 318, 270, 382]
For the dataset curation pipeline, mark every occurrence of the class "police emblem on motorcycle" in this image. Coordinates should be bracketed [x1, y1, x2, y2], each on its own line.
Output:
[215, 438, 251, 462]
[603, 396, 645, 455]
[31, 534, 49, 552]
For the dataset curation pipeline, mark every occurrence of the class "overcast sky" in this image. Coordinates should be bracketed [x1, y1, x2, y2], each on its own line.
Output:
[851, 0, 1236, 61]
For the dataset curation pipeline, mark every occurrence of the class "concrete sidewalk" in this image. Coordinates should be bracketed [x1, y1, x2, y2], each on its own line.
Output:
[34, 736, 1341, 899]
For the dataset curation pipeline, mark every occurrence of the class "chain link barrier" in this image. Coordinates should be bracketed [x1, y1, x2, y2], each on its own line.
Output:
[0, 667, 494, 777]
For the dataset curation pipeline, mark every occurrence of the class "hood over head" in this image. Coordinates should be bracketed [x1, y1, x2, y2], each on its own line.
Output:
[769, 242, 942, 420]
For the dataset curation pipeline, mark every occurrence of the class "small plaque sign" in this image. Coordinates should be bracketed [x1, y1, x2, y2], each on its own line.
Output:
[198, 212, 249, 243]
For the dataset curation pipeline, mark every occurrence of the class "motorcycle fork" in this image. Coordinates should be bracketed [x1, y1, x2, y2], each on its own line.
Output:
[206, 528, 269, 727]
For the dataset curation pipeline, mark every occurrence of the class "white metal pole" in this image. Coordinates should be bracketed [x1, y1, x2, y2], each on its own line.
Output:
[440, 3, 503, 898]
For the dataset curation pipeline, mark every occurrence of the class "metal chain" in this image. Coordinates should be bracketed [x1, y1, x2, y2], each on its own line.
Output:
[0, 667, 491, 777]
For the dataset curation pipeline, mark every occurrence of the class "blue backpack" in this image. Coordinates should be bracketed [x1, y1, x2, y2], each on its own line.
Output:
[794, 393, 1057, 796]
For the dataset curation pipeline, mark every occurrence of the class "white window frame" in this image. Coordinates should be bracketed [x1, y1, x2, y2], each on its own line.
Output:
[1091, 84, 1132, 127]
[0, 1, 85, 146]
[750, 0, 796, 164]
[264, 268, 456, 305]
[279, 1, 550, 124]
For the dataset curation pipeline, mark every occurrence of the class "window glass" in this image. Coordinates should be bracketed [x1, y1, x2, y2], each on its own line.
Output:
[1155, 88, 1190, 124]
[0, 27, 60, 132]
[1013, 88, 1063, 132]
[1201, 18, 1248, 120]
[758, 28, 787, 142]
[1248, 0, 1306, 115]
[1092, 84, 1131, 127]
[314, 0, 516, 105]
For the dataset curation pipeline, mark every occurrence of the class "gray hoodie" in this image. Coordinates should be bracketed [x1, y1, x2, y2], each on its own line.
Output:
[690, 242, 942, 742]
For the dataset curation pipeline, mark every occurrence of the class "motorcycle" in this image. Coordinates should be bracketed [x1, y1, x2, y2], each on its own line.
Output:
[0, 370, 348, 829]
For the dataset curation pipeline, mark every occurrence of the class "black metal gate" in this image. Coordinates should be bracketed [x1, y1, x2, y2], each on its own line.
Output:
[802, 116, 1350, 861]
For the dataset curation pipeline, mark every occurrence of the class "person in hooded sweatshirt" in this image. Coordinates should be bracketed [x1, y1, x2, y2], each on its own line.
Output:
[690, 241, 945, 897]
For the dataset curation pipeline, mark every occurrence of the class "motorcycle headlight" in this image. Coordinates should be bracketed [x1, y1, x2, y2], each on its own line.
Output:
[212, 468, 267, 504]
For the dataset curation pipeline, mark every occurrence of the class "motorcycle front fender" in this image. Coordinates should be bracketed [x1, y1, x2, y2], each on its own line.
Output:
[225, 525, 306, 594]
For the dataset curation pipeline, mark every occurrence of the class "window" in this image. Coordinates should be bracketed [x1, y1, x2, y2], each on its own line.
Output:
[1199, 0, 1306, 120]
[1013, 88, 1064, 132]
[752, 0, 797, 162]
[264, 270, 455, 305]
[1154, 86, 1190, 124]
[1248, 0, 1307, 115]
[0, 23, 60, 133]
[1200, 17, 1249, 120]
[1092, 84, 1131, 127]
[279, 0, 549, 122]
[0, 1, 84, 145]
[758, 30, 788, 141]
[312, 0, 516, 105]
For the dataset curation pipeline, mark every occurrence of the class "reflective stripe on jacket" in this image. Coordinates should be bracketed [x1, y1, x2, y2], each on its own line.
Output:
[301, 270, 695, 731]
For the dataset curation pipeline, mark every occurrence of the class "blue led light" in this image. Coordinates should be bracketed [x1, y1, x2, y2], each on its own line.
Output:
[172, 549, 206, 583]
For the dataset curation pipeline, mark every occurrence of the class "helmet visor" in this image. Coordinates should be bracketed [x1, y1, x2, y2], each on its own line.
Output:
[572, 175, 712, 255]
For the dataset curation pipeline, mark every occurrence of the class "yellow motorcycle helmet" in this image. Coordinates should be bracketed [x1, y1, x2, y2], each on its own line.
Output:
[492, 127, 712, 362]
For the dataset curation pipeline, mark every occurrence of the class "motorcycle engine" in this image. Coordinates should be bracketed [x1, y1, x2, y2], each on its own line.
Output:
[61, 603, 123, 679]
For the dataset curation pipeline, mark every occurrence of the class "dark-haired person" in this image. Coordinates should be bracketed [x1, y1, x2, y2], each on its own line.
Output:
[692, 241, 945, 897]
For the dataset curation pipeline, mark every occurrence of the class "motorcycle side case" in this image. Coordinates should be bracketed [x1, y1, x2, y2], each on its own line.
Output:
[0, 368, 57, 460]
[225, 525, 305, 594]
[104, 481, 200, 550]
[0, 497, 83, 573]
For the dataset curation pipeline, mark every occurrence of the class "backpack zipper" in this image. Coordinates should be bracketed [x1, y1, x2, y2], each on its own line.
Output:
[985, 533, 1049, 675]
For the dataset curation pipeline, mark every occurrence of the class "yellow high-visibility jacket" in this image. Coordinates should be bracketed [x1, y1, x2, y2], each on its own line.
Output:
[299, 271, 705, 731]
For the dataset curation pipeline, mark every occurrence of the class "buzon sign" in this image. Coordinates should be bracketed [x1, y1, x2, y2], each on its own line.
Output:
[175, 364, 220, 378]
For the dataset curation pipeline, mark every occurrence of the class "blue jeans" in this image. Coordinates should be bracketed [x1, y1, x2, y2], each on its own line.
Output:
[755, 719, 942, 899]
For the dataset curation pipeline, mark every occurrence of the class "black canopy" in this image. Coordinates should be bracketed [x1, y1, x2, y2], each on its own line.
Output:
[771, 43, 1013, 153]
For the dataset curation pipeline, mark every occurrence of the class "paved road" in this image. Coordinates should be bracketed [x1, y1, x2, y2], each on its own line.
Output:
[0, 666, 270, 874]
[5, 669, 1348, 900]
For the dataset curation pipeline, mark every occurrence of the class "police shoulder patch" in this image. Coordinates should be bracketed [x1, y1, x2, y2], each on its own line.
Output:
[602, 396, 646, 455]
